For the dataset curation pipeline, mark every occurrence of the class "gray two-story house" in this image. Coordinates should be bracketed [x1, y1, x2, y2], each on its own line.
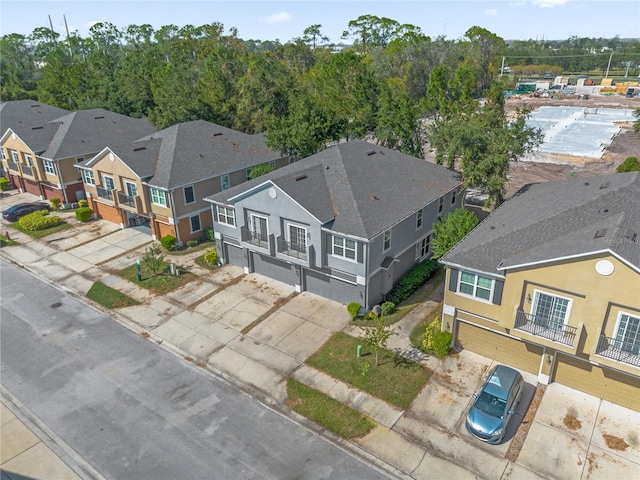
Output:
[206, 140, 463, 308]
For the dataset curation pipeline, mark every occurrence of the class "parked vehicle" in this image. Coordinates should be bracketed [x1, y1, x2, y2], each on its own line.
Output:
[2, 202, 51, 221]
[465, 365, 524, 444]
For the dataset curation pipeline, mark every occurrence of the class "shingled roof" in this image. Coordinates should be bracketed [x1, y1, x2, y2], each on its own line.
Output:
[40, 109, 156, 161]
[0, 100, 70, 153]
[206, 140, 462, 239]
[440, 172, 640, 274]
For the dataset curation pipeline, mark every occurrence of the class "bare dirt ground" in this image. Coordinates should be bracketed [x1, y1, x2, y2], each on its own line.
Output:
[503, 93, 639, 199]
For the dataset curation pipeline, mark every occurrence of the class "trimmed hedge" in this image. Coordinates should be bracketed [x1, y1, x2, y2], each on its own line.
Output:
[75, 207, 93, 222]
[381, 301, 396, 316]
[203, 226, 215, 241]
[78, 199, 89, 208]
[386, 260, 439, 305]
[422, 317, 453, 358]
[160, 234, 176, 250]
[203, 247, 218, 264]
[347, 302, 362, 319]
[18, 210, 61, 231]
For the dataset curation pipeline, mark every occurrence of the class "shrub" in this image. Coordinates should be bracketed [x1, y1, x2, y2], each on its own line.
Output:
[386, 260, 439, 305]
[616, 156, 640, 173]
[422, 318, 453, 358]
[160, 234, 177, 250]
[187, 239, 199, 248]
[142, 243, 166, 276]
[381, 301, 396, 316]
[203, 247, 218, 265]
[18, 210, 61, 231]
[78, 199, 89, 208]
[347, 302, 362, 319]
[203, 226, 215, 241]
[0, 177, 9, 192]
[50, 197, 62, 211]
[75, 207, 93, 222]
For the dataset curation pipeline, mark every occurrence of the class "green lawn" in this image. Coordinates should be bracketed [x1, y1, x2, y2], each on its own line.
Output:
[8, 220, 71, 238]
[117, 261, 196, 295]
[306, 332, 431, 409]
[194, 254, 218, 270]
[286, 378, 375, 439]
[86, 281, 141, 308]
[0, 237, 19, 247]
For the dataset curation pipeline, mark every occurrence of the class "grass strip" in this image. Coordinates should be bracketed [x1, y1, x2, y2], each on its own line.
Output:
[306, 332, 431, 409]
[87, 281, 141, 308]
[286, 378, 375, 439]
[117, 261, 196, 295]
[8, 221, 71, 239]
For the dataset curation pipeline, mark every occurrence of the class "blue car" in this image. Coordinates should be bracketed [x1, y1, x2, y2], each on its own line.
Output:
[466, 365, 524, 444]
[2, 202, 51, 221]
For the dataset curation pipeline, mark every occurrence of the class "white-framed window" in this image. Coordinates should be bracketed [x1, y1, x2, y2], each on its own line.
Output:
[531, 291, 573, 330]
[217, 205, 235, 227]
[43, 159, 56, 175]
[11, 151, 19, 162]
[416, 209, 423, 229]
[613, 312, 640, 355]
[221, 174, 230, 190]
[288, 223, 307, 253]
[82, 169, 95, 185]
[332, 236, 357, 261]
[149, 187, 167, 207]
[25, 155, 33, 166]
[438, 196, 444, 214]
[190, 214, 202, 233]
[103, 175, 115, 192]
[183, 185, 195, 204]
[383, 229, 391, 251]
[250, 213, 268, 241]
[125, 181, 137, 198]
[76, 157, 85, 163]
[458, 271, 494, 302]
[416, 234, 430, 260]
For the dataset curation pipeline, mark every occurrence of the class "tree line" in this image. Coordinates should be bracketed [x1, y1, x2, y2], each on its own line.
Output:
[2, 16, 635, 206]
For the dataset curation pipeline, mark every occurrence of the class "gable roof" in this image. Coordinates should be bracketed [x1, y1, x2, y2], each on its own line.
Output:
[206, 139, 462, 239]
[440, 172, 640, 274]
[40, 109, 156, 161]
[0, 100, 70, 153]
[82, 139, 162, 181]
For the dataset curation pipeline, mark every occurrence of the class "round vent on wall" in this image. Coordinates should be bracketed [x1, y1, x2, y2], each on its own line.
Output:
[109, 153, 114, 161]
[595, 260, 614, 276]
[268, 187, 277, 199]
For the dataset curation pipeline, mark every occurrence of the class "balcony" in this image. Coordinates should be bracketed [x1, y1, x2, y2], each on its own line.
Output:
[596, 335, 640, 367]
[96, 186, 114, 201]
[514, 310, 578, 346]
[241, 226, 269, 249]
[277, 237, 307, 261]
[6, 161, 19, 172]
[117, 191, 137, 209]
[20, 164, 34, 177]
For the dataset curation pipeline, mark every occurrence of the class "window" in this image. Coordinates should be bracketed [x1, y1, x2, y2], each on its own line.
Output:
[438, 196, 444, 214]
[25, 155, 33, 166]
[125, 181, 137, 198]
[451, 189, 457, 205]
[183, 185, 195, 204]
[149, 187, 167, 207]
[458, 271, 493, 301]
[221, 174, 230, 190]
[613, 313, 640, 354]
[82, 169, 95, 185]
[76, 157, 85, 163]
[288, 224, 306, 253]
[43, 159, 56, 175]
[11, 152, 19, 162]
[532, 292, 571, 329]
[217, 205, 235, 226]
[383, 229, 391, 251]
[332, 236, 356, 260]
[1, 149, 5, 160]
[103, 175, 115, 192]
[250, 214, 268, 242]
[416, 235, 430, 260]
[416, 209, 423, 229]
[190, 214, 201, 233]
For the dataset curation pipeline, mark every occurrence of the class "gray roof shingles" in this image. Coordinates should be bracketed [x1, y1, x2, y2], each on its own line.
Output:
[206, 139, 462, 239]
[440, 171, 640, 274]
[1, 100, 70, 153]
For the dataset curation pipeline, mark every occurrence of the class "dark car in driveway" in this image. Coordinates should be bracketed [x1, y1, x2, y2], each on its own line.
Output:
[2, 202, 51, 221]
[466, 365, 524, 444]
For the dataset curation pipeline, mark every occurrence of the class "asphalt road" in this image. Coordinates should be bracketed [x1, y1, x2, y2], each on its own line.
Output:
[0, 259, 392, 480]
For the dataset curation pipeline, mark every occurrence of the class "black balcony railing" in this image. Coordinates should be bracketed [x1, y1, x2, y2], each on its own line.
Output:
[6, 161, 19, 172]
[596, 335, 640, 367]
[241, 226, 269, 249]
[277, 237, 307, 261]
[514, 310, 577, 346]
[117, 191, 136, 208]
[21, 164, 34, 177]
[96, 186, 114, 201]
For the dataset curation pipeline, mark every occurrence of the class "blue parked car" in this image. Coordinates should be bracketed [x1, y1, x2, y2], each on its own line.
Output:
[2, 202, 51, 222]
[466, 365, 525, 444]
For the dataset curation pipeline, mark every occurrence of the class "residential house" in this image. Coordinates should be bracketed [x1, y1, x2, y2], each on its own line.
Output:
[1, 101, 156, 205]
[77, 120, 290, 244]
[205, 140, 463, 308]
[439, 172, 640, 411]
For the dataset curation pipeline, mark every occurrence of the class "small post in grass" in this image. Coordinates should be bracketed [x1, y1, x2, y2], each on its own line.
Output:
[136, 258, 142, 281]
[357, 344, 362, 357]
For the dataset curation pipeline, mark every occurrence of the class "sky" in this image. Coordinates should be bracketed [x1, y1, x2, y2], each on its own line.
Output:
[1, 0, 638, 43]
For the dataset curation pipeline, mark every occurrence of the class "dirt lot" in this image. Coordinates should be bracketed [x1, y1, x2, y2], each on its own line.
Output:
[503, 92, 639, 199]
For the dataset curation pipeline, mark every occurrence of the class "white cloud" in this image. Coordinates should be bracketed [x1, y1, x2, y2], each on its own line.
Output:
[263, 12, 292, 25]
[484, 9, 498, 16]
[532, 0, 569, 8]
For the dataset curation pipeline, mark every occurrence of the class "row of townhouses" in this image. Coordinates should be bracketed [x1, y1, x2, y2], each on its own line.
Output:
[2, 100, 638, 411]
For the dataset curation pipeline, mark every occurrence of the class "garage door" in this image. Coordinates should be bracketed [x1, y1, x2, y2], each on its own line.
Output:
[554, 354, 640, 411]
[304, 270, 361, 306]
[93, 202, 122, 224]
[252, 253, 297, 285]
[225, 244, 245, 267]
[23, 178, 40, 196]
[457, 321, 543, 374]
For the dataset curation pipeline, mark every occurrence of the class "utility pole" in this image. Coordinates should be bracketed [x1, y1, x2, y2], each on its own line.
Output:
[605, 51, 614, 78]
[64, 14, 72, 56]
